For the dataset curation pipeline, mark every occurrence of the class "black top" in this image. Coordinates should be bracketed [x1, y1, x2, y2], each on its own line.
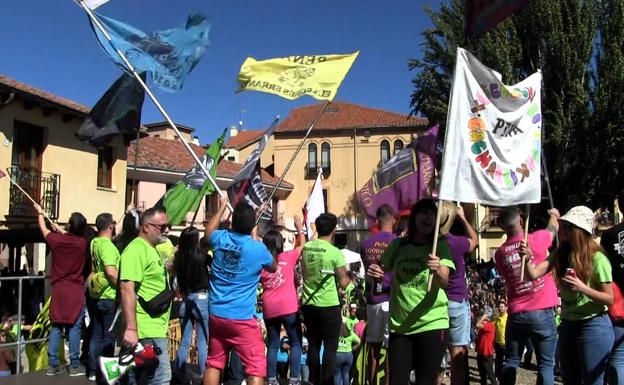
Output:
[177, 237, 212, 295]
[600, 222, 624, 289]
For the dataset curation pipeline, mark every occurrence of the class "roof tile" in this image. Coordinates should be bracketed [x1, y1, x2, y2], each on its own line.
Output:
[223, 129, 264, 150]
[276, 101, 428, 133]
[128, 136, 292, 189]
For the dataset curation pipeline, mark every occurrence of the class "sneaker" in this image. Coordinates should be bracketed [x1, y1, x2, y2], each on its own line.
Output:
[288, 379, 301, 385]
[88, 374, 96, 381]
[46, 366, 64, 376]
[267, 379, 278, 385]
[69, 365, 87, 377]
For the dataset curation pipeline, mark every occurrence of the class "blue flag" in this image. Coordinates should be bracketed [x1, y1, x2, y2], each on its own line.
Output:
[90, 12, 210, 92]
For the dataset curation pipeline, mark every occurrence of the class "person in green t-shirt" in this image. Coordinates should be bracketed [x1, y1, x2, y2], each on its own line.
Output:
[334, 322, 361, 385]
[367, 199, 455, 385]
[301, 212, 352, 385]
[119, 207, 172, 385]
[87, 213, 120, 381]
[524, 205, 614, 385]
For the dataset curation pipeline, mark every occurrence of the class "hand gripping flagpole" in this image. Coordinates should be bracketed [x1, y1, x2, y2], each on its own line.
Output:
[78, 0, 233, 212]
[255, 100, 330, 225]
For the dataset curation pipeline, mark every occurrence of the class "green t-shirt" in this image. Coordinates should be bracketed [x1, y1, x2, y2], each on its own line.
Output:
[91, 237, 120, 300]
[120, 237, 170, 339]
[337, 331, 360, 353]
[301, 239, 346, 307]
[346, 315, 359, 332]
[380, 239, 455, 335]
[557, 251, 612, 321]
[156, 238, 175, 263]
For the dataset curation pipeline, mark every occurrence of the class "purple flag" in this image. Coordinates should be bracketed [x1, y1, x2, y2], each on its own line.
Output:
[357, 125, 439, 226]
[465, 0, 529, 39]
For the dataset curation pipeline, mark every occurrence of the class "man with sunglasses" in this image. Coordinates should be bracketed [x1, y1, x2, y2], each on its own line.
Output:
[494, 207, 560, 385]
[87, 213, 120, 381]
[120, 207, 171, 385]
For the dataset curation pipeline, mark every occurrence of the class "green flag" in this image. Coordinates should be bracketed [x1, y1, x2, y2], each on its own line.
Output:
[158, 129, 226, 225]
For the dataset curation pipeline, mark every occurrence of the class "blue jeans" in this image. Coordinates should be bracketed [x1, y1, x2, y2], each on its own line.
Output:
[502, 308, 557, 385]
[48, 307, 85, 368]
[334, 351, 353, 385]
[301, 364, 310, 382]
[266, 312, 302, 379]
[88, 299, 117, 377]
[176, 292, 209, 374]
[608, 321, 624, 385]
[131, 338, 171, 385]
[559, 314, 614, 385]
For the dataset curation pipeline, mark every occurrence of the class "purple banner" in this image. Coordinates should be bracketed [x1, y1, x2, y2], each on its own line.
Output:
[357, 125, 439, 226]
[465, 0, 529, 39]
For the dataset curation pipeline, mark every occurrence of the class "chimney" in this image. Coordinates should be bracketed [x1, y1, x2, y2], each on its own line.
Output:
[192, 136, 200, 145]
[230, 125, 239, 138]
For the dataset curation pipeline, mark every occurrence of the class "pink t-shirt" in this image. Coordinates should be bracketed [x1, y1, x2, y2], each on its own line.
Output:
[495, 230, 558, 314]
[261, 249, 300, 319]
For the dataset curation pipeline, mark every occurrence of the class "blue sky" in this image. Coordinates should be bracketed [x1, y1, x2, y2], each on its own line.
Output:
[0, 0, 437, 143]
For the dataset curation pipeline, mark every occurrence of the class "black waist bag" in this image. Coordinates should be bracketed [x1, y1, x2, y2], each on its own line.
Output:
[138, 289, 174, 318]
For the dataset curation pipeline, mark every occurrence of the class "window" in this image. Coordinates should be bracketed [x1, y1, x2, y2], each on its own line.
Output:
[393, 139, 404, 155]
[97, 147, 114, 188]
[321, 142, 331, 173]
[307, 143, 317, 176]
[322, 188, 328, 212]
[380, 140, 390, 164]
[227, 156, 235, 161]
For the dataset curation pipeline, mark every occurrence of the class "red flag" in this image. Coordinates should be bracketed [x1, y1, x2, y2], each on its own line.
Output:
[465, 0, 529, 38]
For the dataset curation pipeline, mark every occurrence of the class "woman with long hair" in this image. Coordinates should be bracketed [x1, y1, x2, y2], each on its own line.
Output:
[367, 199, 455, 385]
[174, 226, 211, 375]
[525, 206, 614, 385]
[114, 208, 141, 253]
[261, 216, 306, 385]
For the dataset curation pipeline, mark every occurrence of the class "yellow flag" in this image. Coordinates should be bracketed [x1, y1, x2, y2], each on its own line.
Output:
[236, 51, 359, 101]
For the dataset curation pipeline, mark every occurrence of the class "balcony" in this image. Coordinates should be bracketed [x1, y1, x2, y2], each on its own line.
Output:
[305, 163, 331, 179]
[8, 166, 60, 220]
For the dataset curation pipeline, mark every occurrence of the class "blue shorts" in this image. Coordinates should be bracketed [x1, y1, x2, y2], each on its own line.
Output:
[447, 299, 471, 346]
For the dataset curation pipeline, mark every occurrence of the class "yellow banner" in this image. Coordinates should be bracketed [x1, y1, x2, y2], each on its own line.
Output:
[236, 51, 359, 101]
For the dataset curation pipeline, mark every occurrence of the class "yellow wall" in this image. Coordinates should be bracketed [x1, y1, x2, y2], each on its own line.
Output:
[0, 102, 127, 226]
[273, 131, 412, 232]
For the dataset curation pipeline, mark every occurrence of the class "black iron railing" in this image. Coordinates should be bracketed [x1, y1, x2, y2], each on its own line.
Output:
[8, 166, 60, 220]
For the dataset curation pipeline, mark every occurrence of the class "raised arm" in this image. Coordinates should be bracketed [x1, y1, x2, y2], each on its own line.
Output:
[546, 208, 561, 239]
[205, 196, 229, 240]
[34, 203, 51, 239]
[293, 215, 306, 253]
[456, 205, 478, 252]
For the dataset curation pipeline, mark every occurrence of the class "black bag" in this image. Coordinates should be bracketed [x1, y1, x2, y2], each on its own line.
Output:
[138, 289, 174, 318]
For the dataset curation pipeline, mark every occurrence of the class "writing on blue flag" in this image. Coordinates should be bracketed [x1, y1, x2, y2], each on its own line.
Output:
[90, 12, 210, 92]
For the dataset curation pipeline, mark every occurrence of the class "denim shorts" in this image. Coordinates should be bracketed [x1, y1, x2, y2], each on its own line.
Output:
[447, 299, 471, 346]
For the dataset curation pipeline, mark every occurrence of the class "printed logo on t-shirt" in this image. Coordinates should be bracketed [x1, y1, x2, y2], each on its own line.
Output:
[264, 265, 285, 289]
[502, 241, 544, 296]
[395, 257, 428, 288]
[614, 231, 624, 269]
[215, 244, 247, 279]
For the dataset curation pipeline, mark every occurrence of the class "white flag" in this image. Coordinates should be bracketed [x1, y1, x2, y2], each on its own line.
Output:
[303, 169, 325, 239]
[439, 47, 542, 206]
[81, 0, 110, 9]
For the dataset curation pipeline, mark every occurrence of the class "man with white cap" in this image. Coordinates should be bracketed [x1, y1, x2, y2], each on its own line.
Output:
[495, 206, 560, 385]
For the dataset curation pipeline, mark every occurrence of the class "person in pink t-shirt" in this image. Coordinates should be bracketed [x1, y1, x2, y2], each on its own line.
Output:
[261, 216, 306, 385]
[494, 206, 560, 385]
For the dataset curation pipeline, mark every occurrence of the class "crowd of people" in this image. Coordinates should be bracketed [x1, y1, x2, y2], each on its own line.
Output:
[1, 190, 623, 385]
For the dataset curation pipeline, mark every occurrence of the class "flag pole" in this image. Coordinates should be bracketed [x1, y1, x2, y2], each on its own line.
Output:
[541, 149, 559, 246]
[427, 200, 445, 291]
[255, 100, 330, 225]
[520, 204, 531, 282]
[78, 0, 233, 212]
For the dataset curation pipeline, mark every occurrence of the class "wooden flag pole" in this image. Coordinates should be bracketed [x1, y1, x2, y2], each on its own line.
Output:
[426, 201, 445, 291]
[255, 100, 330, 225]
[520, 204, 531, 282]
[78, 0, 233, 212]
[5, 168, 54, 224]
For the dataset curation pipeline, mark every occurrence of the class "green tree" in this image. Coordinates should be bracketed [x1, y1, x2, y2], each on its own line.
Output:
[409, 0, 623, 210]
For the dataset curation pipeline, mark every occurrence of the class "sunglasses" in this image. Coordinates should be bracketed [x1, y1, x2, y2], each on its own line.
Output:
[146, 223, 171, 233]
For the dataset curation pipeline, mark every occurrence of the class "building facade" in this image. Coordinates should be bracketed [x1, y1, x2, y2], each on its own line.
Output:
[0, 75, 128, 273]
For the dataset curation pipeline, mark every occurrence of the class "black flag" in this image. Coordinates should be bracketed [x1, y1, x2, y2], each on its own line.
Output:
[77, 72, 146, 147]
